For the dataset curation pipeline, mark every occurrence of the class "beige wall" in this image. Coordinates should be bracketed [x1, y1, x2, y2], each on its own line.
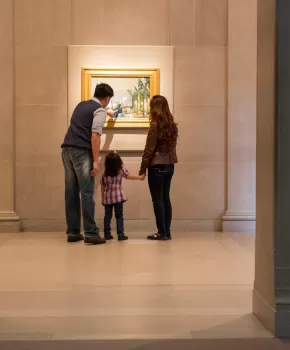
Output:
[14, 0, 69, 230]
[0, 0, 256, 233]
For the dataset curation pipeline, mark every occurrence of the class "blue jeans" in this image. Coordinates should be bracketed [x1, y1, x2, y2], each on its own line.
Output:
[104, 202, 124, 238]
[61, 147, 99, 237]
[148, 164, 174, 236]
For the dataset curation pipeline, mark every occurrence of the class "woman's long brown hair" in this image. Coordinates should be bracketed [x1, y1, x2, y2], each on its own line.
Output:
[150, 95, 178, 147]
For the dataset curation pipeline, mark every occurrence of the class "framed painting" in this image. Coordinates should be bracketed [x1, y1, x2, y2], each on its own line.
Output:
[81, 68, 160, 128]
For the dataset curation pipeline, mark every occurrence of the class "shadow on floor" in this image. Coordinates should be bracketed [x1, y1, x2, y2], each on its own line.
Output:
[0, 339, 290, 350]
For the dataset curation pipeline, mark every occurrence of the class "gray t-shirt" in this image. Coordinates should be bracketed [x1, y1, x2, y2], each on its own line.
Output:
[91, 97, 107, 135]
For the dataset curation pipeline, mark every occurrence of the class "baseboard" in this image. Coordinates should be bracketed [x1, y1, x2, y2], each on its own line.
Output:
[0, 211, 21, 233]
[20, 219, 221, 233]
[222, 213, 256, 232]
[252, 288, 275, 334]
[0, 220, 21, 233]
[222, 220, 256, 232]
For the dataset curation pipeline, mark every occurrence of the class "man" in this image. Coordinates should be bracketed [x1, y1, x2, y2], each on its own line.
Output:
[61, 83, 114, 244]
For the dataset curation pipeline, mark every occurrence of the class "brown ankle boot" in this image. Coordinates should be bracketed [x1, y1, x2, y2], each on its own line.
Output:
[84, 234, 106, 245]
[67, 234, 84, 243]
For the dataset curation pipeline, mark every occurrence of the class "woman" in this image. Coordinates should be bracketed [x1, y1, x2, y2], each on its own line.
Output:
[139, 95, 178, 241]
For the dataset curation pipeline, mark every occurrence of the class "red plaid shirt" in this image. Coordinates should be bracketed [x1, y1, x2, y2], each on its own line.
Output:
[101, 168, 129, 205]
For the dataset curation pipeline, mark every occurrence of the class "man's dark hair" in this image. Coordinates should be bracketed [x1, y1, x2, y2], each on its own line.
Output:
[94, 83, 114, 99]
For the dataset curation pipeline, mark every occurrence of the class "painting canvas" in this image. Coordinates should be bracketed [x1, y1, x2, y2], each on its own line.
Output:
[92, 77, 150, 118]
[81, 68, 160, 128]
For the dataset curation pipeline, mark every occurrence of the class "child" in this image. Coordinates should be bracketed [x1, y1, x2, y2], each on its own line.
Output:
[101, 151, 144, 241]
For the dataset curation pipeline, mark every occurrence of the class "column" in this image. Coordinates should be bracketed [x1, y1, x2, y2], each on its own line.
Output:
[254, 0, 290, 338]
[222, 0, 257, 232]
[0, 0, 20, 232]
[253, 0, 275, 334]
[273, 0, 290, 337]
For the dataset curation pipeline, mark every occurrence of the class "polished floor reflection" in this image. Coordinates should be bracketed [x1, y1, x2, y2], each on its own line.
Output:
[0, 232, 271, 341]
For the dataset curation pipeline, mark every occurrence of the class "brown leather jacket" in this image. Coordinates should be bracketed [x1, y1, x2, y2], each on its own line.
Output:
[139, 122, 178, 175]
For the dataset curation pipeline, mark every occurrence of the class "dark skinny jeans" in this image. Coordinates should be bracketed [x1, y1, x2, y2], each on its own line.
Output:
[148, 164, 174, 236]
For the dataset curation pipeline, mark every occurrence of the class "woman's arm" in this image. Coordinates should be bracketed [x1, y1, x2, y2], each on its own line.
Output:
[139, 123, 158, 175]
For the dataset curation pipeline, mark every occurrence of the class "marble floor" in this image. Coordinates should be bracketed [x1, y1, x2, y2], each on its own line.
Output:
[0, 232, 272, 341]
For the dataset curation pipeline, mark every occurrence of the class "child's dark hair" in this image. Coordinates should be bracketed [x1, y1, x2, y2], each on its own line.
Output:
[104, 151, 123, 177]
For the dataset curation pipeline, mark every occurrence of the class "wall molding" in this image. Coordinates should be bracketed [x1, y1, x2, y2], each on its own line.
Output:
[20, 219, 221, 233]
[222, 212, 256, 232]
[0, 211, 20, 233]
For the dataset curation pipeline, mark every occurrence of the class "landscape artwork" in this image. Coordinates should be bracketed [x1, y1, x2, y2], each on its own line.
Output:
[81, 68, 160, 128]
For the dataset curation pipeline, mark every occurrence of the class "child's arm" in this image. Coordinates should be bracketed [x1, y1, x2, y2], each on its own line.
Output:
[122, 168, 145, 181]
[127, 174, 145, 181]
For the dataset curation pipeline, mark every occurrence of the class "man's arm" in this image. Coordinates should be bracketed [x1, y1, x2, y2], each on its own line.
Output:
[90, 132, 101, 177]
[107, 109, 115, 118]
[90, 107, 107, 177]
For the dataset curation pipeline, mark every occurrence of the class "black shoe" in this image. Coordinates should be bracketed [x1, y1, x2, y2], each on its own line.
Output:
[147, 233, 168, 241]
[84, 235, 106, 245]
[67, 234, 84, 243]
[105, 235, 114, 241]
[118, 235, 128, 241]
[167, 235, 172, 240]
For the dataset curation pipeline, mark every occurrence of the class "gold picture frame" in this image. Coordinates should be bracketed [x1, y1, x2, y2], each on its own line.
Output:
[81, 68, 160, 128]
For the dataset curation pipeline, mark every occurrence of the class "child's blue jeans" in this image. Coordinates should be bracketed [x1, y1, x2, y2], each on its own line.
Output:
[104, 202, 124, 238]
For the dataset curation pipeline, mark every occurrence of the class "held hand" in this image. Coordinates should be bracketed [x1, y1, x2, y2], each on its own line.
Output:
[140, 174, 146, 181]
[90, 161, 99, 177]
